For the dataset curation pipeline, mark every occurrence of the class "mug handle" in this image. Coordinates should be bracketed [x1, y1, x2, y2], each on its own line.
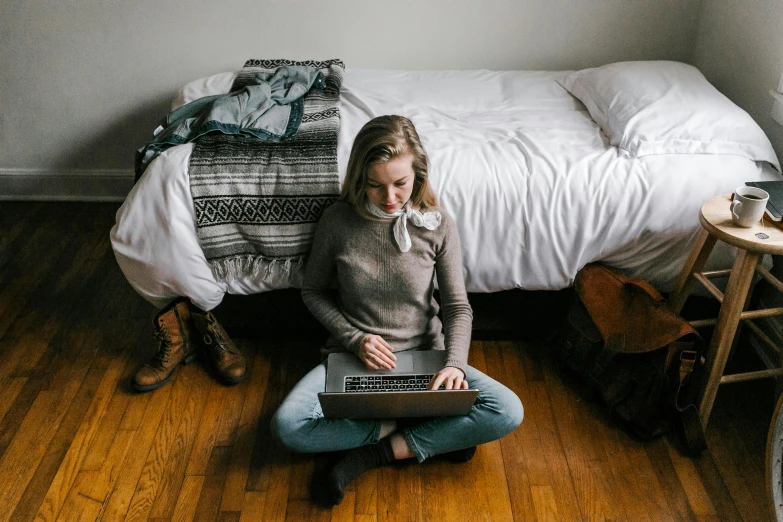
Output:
[731, 199, 743, 220]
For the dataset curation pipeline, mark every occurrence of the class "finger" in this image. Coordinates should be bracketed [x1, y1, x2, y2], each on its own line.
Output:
[369, 352, 394, 370]
[361, 342, 375, 357]
[461, 379, 469, 390]
[429, 374, 446, 391]
[445, 375, 456, 390]
[370, 339, 394, 357]
[378, 338, 397, 359]
[374, 347, 396, 366]
[440, 373, 452, 390]
[370, 347, 396, 368]
[362, 356, 380, 370]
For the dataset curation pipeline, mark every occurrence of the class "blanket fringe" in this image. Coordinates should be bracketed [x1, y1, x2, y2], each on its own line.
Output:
[210, 255, 306, 283]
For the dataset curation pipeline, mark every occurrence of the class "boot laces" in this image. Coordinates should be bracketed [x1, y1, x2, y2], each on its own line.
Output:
[203, 322, 233, 354]
[153, 325, 173, 363]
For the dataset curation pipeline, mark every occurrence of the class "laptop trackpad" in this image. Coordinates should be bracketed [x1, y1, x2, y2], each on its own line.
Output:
[388, 353, 414, 373]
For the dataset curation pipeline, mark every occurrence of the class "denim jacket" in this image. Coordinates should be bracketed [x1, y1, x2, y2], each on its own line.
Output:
[135, 65, 324, 180]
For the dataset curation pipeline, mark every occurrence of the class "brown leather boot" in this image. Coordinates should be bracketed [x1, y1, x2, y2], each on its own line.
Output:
[191, 310, 246, 384]
[132, 298, 197, 392]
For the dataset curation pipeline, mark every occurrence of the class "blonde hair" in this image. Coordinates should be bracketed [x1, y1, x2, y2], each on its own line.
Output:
[341, 115, 437, 219]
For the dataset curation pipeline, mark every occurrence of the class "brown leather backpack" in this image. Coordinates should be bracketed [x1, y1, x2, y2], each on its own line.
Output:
[554, 263, 706, 454]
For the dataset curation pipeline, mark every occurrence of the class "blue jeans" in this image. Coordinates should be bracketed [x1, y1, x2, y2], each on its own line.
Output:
[270, 363, 523, 462]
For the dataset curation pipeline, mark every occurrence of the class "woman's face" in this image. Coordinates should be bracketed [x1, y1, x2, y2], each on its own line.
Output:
[366, 154, 415, 213]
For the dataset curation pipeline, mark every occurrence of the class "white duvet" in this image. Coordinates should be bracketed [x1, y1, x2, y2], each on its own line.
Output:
[111, 69, 781, 311]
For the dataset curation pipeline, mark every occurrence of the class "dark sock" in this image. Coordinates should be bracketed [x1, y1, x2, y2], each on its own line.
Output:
[323, 438, 396, 505]
[442, 445, 477, 463]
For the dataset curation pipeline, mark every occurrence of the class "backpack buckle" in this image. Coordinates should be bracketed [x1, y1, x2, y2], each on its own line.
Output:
[679, 348, 697, 376]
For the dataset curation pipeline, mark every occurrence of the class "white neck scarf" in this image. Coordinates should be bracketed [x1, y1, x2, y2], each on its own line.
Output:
[366, 201, 442, 252]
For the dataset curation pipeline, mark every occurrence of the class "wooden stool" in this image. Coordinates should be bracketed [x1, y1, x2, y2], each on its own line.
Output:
[669, 194, 783, 428]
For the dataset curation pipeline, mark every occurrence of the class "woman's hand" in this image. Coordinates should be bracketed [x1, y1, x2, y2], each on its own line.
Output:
[429, 366, 468, 390]
[358, 334, 397, 370]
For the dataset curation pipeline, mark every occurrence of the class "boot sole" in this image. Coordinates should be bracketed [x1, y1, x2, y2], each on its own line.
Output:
[132, 352, 199, 392]
[219, 372, 247, 386]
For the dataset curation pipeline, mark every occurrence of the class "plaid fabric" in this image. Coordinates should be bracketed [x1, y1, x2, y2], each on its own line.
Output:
[188, 59, 343, 281]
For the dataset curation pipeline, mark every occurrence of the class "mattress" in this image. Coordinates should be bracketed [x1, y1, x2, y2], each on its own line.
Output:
[111, 69, 781, 311]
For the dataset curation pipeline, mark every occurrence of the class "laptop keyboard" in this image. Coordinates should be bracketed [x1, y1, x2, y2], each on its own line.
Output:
[344, 374, 444, 392]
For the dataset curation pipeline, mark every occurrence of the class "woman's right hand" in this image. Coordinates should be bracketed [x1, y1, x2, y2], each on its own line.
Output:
[358, 334, 397, 370]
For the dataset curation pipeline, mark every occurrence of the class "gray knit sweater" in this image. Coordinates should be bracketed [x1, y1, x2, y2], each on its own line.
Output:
[301, 201, 473, 373]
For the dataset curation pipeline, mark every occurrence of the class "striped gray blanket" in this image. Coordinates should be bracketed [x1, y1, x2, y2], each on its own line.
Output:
[189, 59, 343, 282]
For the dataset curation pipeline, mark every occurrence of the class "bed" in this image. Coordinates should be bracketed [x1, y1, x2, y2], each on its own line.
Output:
[111, 60, 782, 312]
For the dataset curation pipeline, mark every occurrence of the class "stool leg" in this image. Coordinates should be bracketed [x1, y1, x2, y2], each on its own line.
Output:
[668, 228, 717, 315]
[699, 249, 762, 428]
[725, 274, 757, 371]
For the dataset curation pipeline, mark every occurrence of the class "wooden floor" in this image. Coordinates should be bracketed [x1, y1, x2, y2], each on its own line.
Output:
[0, 202, 776, 521]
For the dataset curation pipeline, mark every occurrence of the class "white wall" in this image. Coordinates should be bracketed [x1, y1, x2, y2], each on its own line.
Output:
[692, 0, 783, 163]
[0, 0, 701, 195]
[692, 0, 783, 350]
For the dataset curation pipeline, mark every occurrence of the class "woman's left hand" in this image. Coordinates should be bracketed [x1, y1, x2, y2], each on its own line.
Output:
[429, 366, 468, 390]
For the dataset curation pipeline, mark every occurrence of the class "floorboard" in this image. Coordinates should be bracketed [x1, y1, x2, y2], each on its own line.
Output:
[0, 202, 775, 522]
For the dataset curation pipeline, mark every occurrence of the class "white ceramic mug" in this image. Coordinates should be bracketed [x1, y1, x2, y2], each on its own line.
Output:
[731, 186, 769, 227]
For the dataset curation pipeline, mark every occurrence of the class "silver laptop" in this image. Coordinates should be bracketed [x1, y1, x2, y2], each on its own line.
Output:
[318, 351, 478, 419]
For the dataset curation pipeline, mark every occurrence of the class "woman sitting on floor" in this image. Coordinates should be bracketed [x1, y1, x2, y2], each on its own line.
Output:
[270, 115, 524, 506]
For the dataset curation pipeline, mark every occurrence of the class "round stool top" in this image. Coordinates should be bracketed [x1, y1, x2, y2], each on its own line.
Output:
[700, 194, 783, 255]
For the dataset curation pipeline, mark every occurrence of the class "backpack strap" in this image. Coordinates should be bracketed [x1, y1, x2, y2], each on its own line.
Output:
[587, 332, 624, 383]
[627, 278, 665, 303]
[671, 344, 707, 454]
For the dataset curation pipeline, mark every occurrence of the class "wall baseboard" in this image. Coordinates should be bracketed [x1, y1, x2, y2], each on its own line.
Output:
[0, 168, 134, 202]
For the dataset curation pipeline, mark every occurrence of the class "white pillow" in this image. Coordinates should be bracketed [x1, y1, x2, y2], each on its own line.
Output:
[558, 61, 780, 170]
